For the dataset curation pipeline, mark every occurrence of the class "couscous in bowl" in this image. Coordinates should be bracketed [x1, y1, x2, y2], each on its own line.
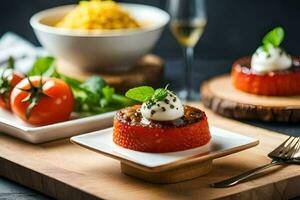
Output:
[30, 3, 169, 72]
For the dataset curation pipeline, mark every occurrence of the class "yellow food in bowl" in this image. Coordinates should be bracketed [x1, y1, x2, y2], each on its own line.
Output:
[56, 0, 140, 30]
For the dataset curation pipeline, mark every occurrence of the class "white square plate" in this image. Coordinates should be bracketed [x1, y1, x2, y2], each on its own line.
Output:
[0, 109, 115, 143]
[71, 126, 259, 171]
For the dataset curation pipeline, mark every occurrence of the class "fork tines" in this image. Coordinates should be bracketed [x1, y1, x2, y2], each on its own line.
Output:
[268, 136, 300, 160]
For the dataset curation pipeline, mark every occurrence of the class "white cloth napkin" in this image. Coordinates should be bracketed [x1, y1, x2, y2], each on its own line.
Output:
[0, 32, 48, 73]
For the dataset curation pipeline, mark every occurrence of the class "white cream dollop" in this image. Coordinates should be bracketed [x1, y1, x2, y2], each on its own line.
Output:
[251, 46, 292, 74]
[140, 91, 184, 121]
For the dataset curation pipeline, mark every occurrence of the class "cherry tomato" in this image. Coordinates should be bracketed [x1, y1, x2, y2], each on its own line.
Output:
[10, 76, 74, 125]
[0, 70, 24, 110]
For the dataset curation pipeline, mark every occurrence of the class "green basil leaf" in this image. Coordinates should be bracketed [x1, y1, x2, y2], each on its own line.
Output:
[152, 88, 168, 101]
[81, 76, 106, 94]
[262, 27, 284, 48]
[59, 74, 82, 88]
[110, 94, 137, 107]
[28, 57, 56, 77]
[125, 86, 155, 102]
[101, 86, 115, 106]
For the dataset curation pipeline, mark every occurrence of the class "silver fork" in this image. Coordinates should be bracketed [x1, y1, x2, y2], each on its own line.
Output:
[211, 136, 300, 188]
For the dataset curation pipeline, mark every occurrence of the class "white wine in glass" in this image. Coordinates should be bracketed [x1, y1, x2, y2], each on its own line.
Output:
[168, 0, 207, 100]
[171, 19, 206, 47]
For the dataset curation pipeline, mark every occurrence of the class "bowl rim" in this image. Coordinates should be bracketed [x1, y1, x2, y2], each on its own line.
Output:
[30, 3, 170, 37]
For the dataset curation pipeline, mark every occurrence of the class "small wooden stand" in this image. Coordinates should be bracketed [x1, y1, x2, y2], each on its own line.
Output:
[120, 160, 212, 184]
[57, 54, 164, 93]
[201, 75, 300, 122]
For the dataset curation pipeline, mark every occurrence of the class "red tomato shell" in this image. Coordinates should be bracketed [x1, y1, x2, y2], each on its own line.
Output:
[232, 57, 300, 96]
[113, 107, 211, 153]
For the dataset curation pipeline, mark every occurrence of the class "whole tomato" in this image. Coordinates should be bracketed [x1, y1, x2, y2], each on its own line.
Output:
[10, 76, 74, 125]
[0, 69, 24, 110]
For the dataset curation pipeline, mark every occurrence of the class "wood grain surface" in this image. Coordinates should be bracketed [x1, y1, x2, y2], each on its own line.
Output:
[201, 75, 300, 122]
[57, 54, 164, 93]
[0, 103, 299, 200]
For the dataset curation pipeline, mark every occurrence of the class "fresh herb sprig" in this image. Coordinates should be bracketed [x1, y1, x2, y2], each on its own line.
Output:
[258, 26, 285, 53]
[27, 56, 136, 116]
[125, 85, 169, 105]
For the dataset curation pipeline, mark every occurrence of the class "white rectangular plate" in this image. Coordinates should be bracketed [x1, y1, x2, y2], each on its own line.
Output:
[71, 126, 259, 171]
[0, 109, 115, 143]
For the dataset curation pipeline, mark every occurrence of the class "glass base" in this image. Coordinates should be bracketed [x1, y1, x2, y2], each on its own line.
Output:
[177, 89, 200, 101]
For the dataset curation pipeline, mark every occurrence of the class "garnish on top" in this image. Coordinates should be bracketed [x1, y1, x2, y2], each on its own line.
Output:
[126, 86, 184, 121]
[261, 26, 284, 52]
[251, 27, 292, 74]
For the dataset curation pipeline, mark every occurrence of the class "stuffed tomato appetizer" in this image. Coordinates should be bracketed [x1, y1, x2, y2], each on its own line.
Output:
[113, 86, 211, 153]
[232, 27, 300, 96]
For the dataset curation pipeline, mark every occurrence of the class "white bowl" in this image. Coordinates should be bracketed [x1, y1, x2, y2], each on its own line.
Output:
[30, 3, 170, 72]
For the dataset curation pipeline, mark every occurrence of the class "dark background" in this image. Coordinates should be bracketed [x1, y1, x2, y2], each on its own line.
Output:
[1, 0, 300, 60]
[1, 1, 300, 199]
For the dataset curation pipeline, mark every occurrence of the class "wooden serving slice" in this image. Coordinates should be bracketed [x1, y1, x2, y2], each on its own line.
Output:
[201, 75, 300, 122]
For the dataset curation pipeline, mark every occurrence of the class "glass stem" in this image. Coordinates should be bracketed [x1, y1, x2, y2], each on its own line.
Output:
[183, 46, 194, 100]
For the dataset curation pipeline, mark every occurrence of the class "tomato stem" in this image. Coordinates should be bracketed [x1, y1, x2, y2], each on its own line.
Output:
[20, 77, 49, 119]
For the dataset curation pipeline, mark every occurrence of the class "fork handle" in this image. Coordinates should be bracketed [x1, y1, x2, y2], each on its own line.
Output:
[211, 160, 284, 188]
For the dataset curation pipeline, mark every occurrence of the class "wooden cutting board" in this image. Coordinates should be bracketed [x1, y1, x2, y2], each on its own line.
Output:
[201, 75, 300, 122]
[0, 103, 300, 200]
[57, 54, 164, 93]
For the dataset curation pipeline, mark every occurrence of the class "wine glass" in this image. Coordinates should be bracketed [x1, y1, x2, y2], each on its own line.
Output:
[167, 0, 207, 100]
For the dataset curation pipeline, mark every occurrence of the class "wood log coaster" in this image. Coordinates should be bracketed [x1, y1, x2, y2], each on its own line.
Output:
[57, 54, 164, 93]
[201, 75, 300, 122]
